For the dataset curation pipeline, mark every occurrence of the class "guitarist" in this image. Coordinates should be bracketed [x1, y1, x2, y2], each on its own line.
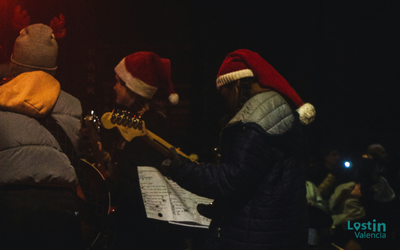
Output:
[0, 24, 83, 250]
[106, 51, 186, 250]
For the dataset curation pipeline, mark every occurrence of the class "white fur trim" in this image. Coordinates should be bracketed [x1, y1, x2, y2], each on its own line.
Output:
[115, 58, 158, 99]
[169, 93, 179, 105]
[216, 69, 254, 89]
[297, 103, 316, 125]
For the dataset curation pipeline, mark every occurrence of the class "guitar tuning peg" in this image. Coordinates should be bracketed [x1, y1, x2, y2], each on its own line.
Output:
[111, 111, 116, 122]
[111, 109, 123, 123]
[127, 117, 133, 126]
[122, 114, 129, 125]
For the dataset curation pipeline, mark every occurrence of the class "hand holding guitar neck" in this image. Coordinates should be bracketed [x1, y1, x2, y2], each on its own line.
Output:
[101, 110, 198, 163]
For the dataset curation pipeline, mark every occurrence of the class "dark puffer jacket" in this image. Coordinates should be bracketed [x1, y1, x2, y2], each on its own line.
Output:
[169, 91, 308, 250]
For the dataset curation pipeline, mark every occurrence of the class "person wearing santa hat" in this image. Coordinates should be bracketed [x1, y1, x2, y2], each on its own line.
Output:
[163, 49, 315, 249]
[113, 51, 179, 110]
[108, 51, 186, 250]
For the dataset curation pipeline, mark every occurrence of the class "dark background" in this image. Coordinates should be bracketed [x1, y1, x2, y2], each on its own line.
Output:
[1, 0, 400, 161]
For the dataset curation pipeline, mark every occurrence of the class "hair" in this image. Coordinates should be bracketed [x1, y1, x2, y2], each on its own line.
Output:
[237, 77, 253, 108]
[119, 77, 166, 116]
[221, 77, 255, 114]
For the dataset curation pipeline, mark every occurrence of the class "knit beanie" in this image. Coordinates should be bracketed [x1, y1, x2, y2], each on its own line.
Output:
[11, 23, 58, 73]
[216, 49, 315, 124]
[115, 51, 179, 105]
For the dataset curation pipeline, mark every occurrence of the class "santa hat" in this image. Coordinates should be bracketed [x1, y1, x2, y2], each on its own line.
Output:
[216, 49, 315, 125]
[115, 51, 179, 105]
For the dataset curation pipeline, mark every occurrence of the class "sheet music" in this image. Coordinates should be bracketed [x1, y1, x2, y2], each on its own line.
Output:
[138, 166, 213, 228]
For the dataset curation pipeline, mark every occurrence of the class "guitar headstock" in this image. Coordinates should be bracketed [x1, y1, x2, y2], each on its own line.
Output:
[84, 110, 101, 134]
[101, 109, 146, 142]
[82, 110, 106, 165]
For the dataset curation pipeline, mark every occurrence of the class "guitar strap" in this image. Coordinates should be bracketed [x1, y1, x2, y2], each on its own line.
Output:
[38, 115, 81, 168]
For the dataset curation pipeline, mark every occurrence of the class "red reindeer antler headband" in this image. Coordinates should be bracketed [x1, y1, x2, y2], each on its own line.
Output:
[50, 14, 66, 39]
[12, 6, 30, 32]
[12, 6, 66, 39]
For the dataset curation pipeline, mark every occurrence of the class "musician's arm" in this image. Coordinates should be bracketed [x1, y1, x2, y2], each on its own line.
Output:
[164, 128, 272, 200]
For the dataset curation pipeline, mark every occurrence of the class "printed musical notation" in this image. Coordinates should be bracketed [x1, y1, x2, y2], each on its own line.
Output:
[138, 166, 213, 228]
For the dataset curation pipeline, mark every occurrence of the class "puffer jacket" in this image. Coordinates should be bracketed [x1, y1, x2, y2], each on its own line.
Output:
[0, 71, 81, 188]
[169, 91, 308, 249]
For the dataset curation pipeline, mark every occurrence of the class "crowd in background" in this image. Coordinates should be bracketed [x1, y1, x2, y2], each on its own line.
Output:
[305, 142, 400, 250]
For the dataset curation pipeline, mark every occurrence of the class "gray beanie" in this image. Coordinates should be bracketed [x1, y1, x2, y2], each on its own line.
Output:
[11, 23, 58, 72]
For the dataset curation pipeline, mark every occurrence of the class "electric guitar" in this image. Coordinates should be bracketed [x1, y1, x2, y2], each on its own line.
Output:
[100, 110, 198, 162]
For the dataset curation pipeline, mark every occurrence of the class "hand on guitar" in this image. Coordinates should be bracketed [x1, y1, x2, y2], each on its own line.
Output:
[159, 147, 190, 177]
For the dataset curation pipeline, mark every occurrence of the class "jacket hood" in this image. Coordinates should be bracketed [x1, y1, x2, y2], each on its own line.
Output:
[0, 71, 60, 117]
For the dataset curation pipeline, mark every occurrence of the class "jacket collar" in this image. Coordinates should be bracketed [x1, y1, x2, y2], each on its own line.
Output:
[227, 91, 295, 135]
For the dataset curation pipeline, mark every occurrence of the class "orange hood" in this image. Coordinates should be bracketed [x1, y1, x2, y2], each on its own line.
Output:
[0, 71, 60, 117]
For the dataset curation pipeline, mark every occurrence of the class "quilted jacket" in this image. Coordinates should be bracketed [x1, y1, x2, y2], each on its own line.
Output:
[169, 91, 308, 249]
[0, 71, 81, 188]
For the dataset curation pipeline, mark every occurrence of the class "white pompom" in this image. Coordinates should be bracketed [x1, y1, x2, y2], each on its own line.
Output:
[169, 93, 179, 105]
[297, 103, 316, 125]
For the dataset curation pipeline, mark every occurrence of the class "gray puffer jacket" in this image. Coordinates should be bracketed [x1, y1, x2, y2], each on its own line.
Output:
[169, 91, 308, 249]
[0, 71, 81, 188]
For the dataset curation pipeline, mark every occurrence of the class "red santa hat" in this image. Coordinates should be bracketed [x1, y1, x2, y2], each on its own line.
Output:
[216, 49, 315, 125]
[115, 51, 179, 105]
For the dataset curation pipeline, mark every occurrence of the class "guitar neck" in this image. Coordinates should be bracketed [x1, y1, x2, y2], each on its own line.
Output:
[142, 130, 194, 162]
[100, 111, 197, 163]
